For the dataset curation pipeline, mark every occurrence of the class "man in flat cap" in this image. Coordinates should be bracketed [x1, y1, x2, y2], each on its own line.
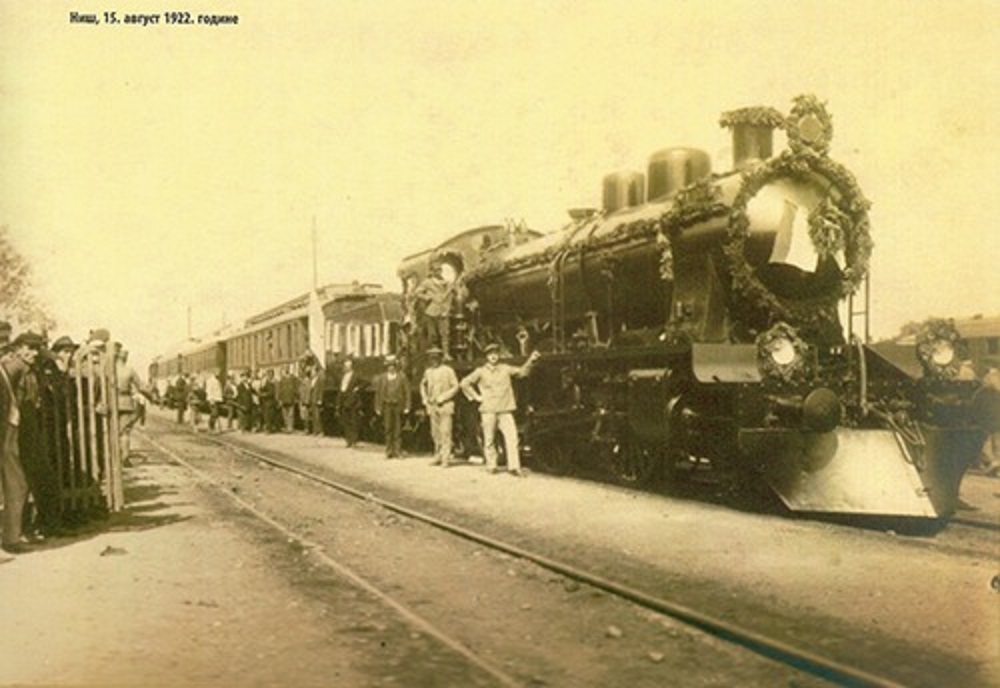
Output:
[373, 355, 411, 458]
[460, 343, 540, 477]
[420, 347, 459, 467]
[1, 332, 43, 554]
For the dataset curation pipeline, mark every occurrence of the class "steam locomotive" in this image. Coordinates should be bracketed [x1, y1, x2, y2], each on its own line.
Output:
[397, 95, 997, 518]
[152, 95, 995, 519]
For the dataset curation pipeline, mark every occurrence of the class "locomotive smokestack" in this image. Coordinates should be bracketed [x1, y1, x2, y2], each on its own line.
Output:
[719, 106, 785, 169]
[731, 123, 773, 166]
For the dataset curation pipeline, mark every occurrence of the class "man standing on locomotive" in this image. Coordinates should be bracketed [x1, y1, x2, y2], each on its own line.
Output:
[420, 347, 458, 467]
[460, 343, 540, 477]
[373, 355, 410, 459]
[413, 262, 456, 359]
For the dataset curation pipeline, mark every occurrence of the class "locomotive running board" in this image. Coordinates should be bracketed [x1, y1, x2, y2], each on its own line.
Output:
[742, 426, 981, 518]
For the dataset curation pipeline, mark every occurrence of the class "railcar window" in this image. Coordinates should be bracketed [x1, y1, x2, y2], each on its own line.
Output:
[327, 322, 337, 355]
[388, 322, 398, 355]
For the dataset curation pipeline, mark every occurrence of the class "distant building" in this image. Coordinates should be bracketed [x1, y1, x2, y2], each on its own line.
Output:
[954, 315, 1000, 373]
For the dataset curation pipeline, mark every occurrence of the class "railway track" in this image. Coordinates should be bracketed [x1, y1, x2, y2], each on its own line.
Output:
[951, 515, 1000, 533]
[142, 431, 524, 688]
[140, 424, 908, 688]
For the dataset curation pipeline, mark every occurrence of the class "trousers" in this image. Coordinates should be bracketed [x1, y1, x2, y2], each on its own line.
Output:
[381, 402, 403, 457]
[481, 411, 519, 471]
[427, 406, 453, 463]
[2, 424, 28, 545]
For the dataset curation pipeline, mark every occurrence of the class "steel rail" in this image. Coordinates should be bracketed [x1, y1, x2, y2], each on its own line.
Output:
[158, 427, 907, 688]
[949, 516, 1000, 533]
[143, 432, 524, 688]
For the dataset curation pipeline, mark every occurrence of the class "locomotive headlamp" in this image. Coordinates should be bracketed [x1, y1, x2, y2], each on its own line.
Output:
[929, 340, 955, 367]
[756, 322, 808, 381]
[769, 337, 797, 367]
[915, 319, 964, 379]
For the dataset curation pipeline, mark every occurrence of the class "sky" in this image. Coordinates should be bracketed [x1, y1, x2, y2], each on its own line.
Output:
[1, 0, 998, 373]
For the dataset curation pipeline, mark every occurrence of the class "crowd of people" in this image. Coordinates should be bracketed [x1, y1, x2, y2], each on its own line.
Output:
[163, 363, 326, 436]
[8, 314, 995, 565]
[158, 341, 543, 478]
[1, 322, 145, 560]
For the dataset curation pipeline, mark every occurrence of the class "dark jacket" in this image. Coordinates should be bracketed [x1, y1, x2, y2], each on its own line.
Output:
[336, 371, 364, 412]
[276, 375, 298, 406]
[373, 372, 411, 413]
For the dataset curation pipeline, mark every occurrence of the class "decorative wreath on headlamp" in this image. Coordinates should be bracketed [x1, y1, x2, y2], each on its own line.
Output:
[915, 318, 965, 379]
[756, 322, 810, 382]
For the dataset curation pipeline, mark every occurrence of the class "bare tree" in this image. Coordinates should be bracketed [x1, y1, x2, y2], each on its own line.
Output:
[0, 225, 55, 331]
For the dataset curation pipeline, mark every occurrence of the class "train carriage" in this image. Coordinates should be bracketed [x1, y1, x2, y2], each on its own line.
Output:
[227, 308, 309, 377]
[320, 292, 413, 443]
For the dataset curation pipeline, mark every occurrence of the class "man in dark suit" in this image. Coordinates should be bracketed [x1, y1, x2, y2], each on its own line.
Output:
[2, 332, 44, 555]
[276, 367, 299, 432]
[373, 355, 410, 458]
[306, 367, 324, 436]
[235, 371, 254, 432]
[259, 369, 278, 433]
[336, 358, 363, 447]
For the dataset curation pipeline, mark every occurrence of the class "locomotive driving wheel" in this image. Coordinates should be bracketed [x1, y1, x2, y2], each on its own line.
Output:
[613, 441, 663, 487]
[524, 436, 569, 474]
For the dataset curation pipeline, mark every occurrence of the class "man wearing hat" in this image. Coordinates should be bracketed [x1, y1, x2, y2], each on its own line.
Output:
[1, 332, 44, 553]
[51, 336, 77, 373]
[336, 358, 364, 447]
[373, 355, 411, 458]
[114, 343, 144, 461]
[460, 343, 540, 477]
[413, 262, 457, 359]
[420, 347, 459, 467]
[18, 336, 76, 535]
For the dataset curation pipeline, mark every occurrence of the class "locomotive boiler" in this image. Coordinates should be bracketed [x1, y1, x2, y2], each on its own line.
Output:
[414, 95, 996, 518]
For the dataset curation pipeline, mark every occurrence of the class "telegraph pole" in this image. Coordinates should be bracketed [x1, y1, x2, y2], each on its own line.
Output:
[311, 215, 318, 291]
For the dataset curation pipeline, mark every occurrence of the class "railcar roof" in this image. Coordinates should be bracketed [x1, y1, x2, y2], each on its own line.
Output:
[954, 315, 1000, 339]
[325, 293, 403, 323]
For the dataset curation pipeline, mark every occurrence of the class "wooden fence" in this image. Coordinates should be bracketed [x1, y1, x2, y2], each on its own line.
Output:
[30, 343, 125, 523]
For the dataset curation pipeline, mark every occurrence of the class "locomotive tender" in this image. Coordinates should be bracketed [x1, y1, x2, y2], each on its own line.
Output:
[402, 95, 996, 518]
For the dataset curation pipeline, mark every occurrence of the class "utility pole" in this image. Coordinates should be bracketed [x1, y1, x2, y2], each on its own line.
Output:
[187, 305, 192, 340]
[311, 215, 318, 291]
